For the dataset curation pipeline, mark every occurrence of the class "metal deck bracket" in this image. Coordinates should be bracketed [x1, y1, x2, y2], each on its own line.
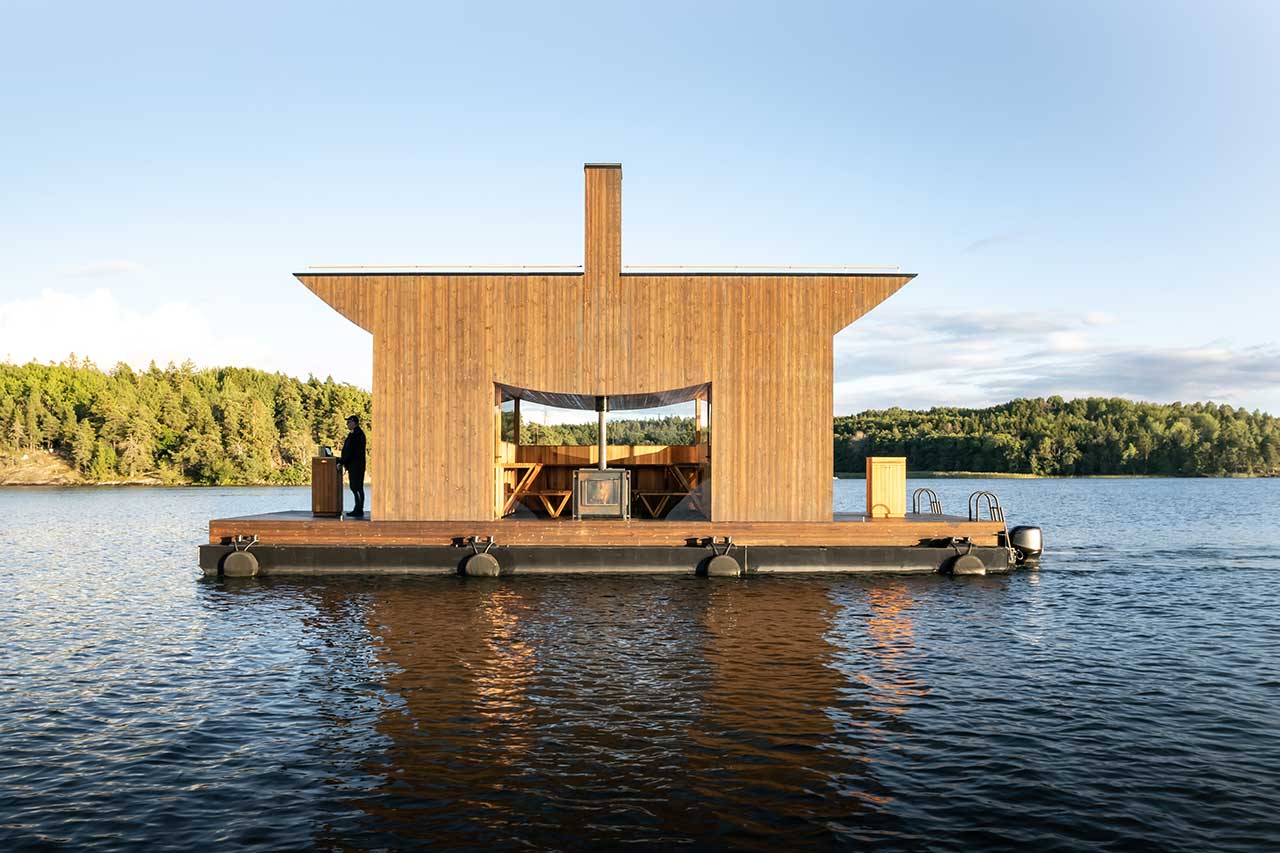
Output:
[703, 536, 735, 556]
[464, 535, 496, 555]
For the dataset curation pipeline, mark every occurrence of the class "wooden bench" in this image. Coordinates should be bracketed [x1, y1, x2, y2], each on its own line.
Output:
[527, 490, 572, 519]
[634, 490, 689, 518]
[499, 462, 543, 516]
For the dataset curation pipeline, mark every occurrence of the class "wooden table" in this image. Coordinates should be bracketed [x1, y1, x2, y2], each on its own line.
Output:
[499, 461, 705, 519]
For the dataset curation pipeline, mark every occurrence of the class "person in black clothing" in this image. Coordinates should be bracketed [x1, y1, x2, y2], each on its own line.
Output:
[339, 414, 367, 518]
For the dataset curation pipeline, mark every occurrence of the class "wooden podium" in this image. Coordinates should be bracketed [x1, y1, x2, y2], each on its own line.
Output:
[312, 457, 344, 517]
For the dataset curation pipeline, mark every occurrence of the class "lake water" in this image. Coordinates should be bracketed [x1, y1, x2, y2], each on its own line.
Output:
[2, 479, 1279, 850]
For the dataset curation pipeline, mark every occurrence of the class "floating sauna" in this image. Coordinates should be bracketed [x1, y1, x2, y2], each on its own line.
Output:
[202, 164, 1041, 577]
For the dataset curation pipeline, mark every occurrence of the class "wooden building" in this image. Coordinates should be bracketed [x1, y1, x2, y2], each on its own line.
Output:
[299, 164, 910, 523]
[204, 164, 1030, 577]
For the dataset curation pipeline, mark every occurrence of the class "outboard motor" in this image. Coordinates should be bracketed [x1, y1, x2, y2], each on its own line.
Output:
[1009, 525, 1043, 565]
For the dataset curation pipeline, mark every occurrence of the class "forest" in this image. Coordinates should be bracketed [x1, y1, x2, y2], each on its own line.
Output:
[509, 414, 697, 448]
[2, 360, 1276, 482]
[833, 397, 1280, 476]
[0, 358, 369, 484]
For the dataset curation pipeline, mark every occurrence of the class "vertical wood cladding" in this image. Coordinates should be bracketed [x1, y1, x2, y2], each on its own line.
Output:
[300, 165, 911, 521]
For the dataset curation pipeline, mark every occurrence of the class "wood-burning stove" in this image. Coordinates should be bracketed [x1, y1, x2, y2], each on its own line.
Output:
[572, 468, 631, 519]
[571, 395, 631, 519]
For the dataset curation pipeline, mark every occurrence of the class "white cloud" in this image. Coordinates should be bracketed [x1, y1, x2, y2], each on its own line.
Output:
[834, 308, 1280, 413]
[1044, 330, 1089, 352]
[58, 259, 145, 278]
[0, 288, 279, 374]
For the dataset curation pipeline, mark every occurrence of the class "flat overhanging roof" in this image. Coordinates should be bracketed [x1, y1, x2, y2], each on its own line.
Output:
[299, 264, 906, 277]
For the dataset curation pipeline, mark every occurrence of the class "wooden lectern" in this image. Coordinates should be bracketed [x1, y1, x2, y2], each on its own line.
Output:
[312, 456, 344, 517]
[865, 456, 906, 519]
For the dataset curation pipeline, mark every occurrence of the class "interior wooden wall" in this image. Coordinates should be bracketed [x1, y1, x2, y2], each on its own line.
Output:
[300, 165, 911, 521]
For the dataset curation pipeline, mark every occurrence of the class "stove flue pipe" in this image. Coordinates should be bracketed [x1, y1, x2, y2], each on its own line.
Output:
[596, 395, 608, 470]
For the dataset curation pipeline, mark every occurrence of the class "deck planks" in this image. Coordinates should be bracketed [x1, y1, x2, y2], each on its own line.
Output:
[210, 512, 1004, 548]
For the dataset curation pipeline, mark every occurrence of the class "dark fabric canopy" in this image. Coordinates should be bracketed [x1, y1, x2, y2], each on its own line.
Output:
[497, 382, 709, 411]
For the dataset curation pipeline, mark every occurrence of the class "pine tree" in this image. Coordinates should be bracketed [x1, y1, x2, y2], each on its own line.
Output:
[89, 440, 117, 480]
[9, 407, 24, 451]
[24, 391, 43, 450]
[118, 414, 155, 477]
[71, 419, 96, 474]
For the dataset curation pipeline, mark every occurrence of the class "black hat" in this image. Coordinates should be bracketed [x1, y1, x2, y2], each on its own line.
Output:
[347, 414, 360, 422]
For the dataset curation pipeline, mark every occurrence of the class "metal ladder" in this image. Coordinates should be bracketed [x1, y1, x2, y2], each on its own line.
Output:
[912, 487, 943, 515]
[968, 491, 1005, 522]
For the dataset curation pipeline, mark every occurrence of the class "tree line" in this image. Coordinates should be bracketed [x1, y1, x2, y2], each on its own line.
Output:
[506, 414, 697, 447]
[1, 358, 369, 484]
[834, 397, 1280, 476]
[3, 360, 1276, 482]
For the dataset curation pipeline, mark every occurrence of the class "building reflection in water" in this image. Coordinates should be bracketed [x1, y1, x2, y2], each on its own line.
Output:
[822, 580, 931, 843]
[325, 577, 727, 847]
[847, 582, 930, 719]
[685, 578, 912, 845]
[348, 578, 544, 845]
[238, 575, 931, 847]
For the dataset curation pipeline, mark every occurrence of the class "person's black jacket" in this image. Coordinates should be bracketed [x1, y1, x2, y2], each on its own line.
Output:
[340, 427, 366, 475]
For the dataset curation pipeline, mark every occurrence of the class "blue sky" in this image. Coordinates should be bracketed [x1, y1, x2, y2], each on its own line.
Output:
[2, 0, 1278, 416]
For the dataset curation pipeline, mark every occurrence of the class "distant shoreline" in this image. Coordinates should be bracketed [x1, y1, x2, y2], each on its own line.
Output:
[2, 449, 1274, 488]
[0, 449, 372, 487]
[2, 446, 1275, 488]
[837, 471, 1276, 479]
[2, 471, 1273, 488]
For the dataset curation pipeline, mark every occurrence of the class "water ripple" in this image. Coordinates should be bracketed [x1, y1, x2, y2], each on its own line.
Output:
[1, 481, 1279, 850]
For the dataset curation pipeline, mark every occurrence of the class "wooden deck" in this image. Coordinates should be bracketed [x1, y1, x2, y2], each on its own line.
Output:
[210, 511, 1005, 548]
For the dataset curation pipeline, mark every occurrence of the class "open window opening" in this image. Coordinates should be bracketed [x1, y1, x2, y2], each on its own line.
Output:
[495, 383, 710, 520]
